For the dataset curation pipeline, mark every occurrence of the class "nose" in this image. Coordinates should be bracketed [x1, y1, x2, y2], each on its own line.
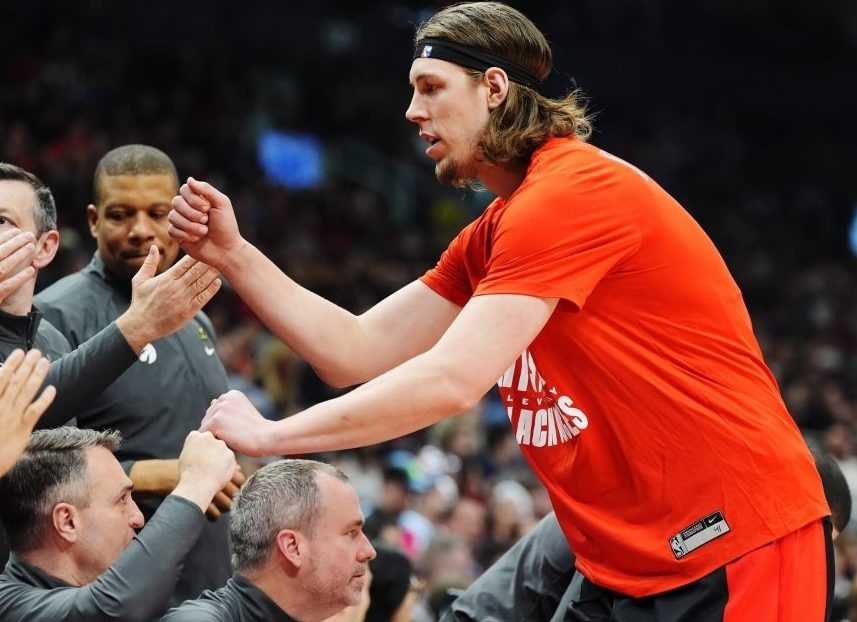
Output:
[129, 500, 145, 529]
[359, 534, 377, 562]
[405, 91, 425, 124]
[128, 212, 157, 241]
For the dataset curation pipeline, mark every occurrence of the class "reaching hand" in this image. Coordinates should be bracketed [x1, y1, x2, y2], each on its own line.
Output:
[0, 349, 56, 476]
[115, 245, 222, 353]
[173, 430, 241, 516]
[200, 390, 274, 457]
[168, 177, 245, 272]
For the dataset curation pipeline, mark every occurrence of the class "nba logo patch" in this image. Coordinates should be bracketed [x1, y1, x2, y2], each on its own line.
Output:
[421, 45, 433, 58]
[668, 510, 730, 559]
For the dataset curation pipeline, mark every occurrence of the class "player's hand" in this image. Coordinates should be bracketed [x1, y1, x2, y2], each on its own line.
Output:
[0, 349, 56, 476]
[116, 246, 222, 353]
[168, 178, 245, 272]
[200, 390, 274, 457]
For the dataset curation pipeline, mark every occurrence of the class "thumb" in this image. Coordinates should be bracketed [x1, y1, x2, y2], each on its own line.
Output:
[135, 245, 160, 281]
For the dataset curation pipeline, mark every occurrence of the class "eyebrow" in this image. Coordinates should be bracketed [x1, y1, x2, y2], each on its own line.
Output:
[409, 70, 443, 86]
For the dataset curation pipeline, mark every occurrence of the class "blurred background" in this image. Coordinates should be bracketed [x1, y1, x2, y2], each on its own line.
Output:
[2, 0, 856, 619]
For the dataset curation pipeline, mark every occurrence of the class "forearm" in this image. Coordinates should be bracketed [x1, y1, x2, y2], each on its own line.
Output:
[90, 496, 207, 621]
[258, 352, 480, 455]
[37, 323, 137, 429]
[128, 459, 180, 496]
[171, 473, 229, 515]
[220, 242, 368, 383]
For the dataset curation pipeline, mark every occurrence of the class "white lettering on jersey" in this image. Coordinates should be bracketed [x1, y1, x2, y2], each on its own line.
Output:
[500, 349, 589, 447]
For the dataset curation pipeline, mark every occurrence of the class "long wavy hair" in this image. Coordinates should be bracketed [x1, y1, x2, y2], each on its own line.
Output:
[415, 2, 592, 171]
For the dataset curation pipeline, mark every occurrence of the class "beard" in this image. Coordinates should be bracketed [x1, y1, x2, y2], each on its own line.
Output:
[436, 155, 477, 189]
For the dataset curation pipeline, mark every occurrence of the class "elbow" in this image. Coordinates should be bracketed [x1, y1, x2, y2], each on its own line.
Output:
[312, 365, 362, 390]
[443, 378, 487, 417]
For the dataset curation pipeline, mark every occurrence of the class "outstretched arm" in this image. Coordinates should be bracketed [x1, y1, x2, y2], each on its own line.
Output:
[201, 292, 557, 457]
[170, 178, 459, 387]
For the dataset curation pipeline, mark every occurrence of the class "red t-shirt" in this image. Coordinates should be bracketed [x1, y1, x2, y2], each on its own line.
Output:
[420, 137, 828, 597]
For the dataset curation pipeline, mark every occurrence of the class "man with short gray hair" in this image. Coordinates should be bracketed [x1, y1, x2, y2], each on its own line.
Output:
[161, 459, 376, 622]
[0, 426, 238, 622]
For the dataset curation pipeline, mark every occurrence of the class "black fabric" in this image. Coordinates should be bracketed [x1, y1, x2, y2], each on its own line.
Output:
[823, 516, 834, 622]
[413, 38, 545, 91]
[567, 570, 727, 622]
[160, 574, 298, 622]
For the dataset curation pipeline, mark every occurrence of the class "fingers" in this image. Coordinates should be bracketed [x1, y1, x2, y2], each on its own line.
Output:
[132, 246, 159, 282]
[154, 254, 222, 309]
[0, 266, 36, 302]
[0, 230, 37, 297]
[219, 475, 243, 500]
[0, 349, 51, 426]
[205, 503, 222, 520]
[0, 349, 26, 395]
[164, 253, 217, 284]
[162, 253, 200, 279]
[210, 489, 234, 513]
[187, 177, 230, 208]
[199, 405, 220, 435]
[169, 198, 208, 242]
[12, 351, 51, 414]
[192, 276, 222, 309]
[0, 229, 36, 267]
[23, 385, 56, 427]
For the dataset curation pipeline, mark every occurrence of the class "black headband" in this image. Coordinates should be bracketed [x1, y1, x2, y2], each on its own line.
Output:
[413, 37, 545, 92]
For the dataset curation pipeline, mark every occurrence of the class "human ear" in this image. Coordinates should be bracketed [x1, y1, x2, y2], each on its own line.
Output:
[52, 502, 80, 543]
[484, 67, 510, 110]
[276, 529, 303, 567]
[86, 204, 99, 239]
[31, 230, 59, 269]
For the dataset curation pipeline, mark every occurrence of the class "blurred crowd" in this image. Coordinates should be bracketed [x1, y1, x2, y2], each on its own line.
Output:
[2, 0, 856, 619]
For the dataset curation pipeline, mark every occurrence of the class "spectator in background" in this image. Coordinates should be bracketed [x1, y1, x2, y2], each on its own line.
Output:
[364, 465, 411, 548]
[160, 459, 376, 622]
[34, 144, 241, 607]
[0, 427, 238, 622]
[365, 543, 423, 622]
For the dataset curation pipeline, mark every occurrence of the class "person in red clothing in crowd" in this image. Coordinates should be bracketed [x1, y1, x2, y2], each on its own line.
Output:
[168, 3, 832, 620]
